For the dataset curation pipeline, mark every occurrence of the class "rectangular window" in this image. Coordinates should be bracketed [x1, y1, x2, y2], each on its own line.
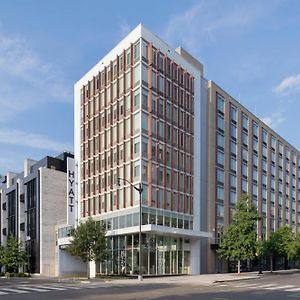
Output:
[217, 93, 225, 113]
[230, 104, 237, 122]
[242, 113, 248, 130]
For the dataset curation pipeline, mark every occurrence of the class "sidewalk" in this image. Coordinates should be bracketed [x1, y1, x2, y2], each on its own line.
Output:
[101, 272, 259, 286]
[102, 269, 300, 286]
[1, 269, 298, 287]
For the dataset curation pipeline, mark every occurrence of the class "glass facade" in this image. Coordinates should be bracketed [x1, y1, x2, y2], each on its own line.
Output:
[96, 234, 190, 276]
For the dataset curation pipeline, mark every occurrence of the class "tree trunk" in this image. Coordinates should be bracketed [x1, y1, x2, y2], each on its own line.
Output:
[270, 254, 273, 272]
[237, 260, 241, 274]
[87, 261, 90, 279]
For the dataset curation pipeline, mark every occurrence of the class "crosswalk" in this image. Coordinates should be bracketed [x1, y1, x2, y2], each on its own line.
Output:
[217, 281, 300, 294]
[0, 283, 110, 296]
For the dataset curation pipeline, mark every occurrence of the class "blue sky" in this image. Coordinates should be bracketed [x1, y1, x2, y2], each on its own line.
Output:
[0, 0, 300, 174]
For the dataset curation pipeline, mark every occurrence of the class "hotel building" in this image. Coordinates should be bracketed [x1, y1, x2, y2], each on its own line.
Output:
[74, 24, 300, 276]
[74, 24, 211, 276]
[207, 82, 300, 273]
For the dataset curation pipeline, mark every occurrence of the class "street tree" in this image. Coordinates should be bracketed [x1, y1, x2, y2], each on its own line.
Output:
[264, 226, 294, 271]
[0, 245, 5, 268]
[4, 236, 27, 274]
[67, 217, 107, 278]
[289, 231, 300, 262]
[218, 195, 259, 274]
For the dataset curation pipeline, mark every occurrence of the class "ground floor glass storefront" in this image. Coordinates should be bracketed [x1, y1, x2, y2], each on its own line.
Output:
[96, 234, 191, 276]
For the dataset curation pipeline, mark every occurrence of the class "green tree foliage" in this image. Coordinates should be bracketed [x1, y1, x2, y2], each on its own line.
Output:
[264, 226, 295, 271]
[276, 226, 294, 260]
[289, 231, 300, 261]
[0, 245, 5, 266]
[4, 236, 27, 273]
[66, 217, 107, 278]
[218, 195, 259, 274]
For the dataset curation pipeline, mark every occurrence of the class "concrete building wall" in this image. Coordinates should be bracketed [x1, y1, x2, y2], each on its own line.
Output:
[40, 168, 68, 276]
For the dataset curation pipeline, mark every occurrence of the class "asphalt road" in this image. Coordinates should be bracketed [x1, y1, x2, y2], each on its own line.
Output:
[0, 272, 299, 300]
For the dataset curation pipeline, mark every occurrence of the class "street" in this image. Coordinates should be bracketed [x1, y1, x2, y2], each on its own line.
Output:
[0, 272, 300, 299]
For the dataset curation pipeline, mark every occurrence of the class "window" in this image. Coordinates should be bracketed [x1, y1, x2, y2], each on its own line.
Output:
[142, 41, 148, 59]
[217, 133, 224, 148]
[242, 163, 248, 178]
[134, 161, 140, 178]
[253, 138, 258, 152]
[217, 94, 225, 113]
[271, 136, 276, 149]
[133, 64, 140, 86]
[217, 150, 224, 166]
[134, 90, 140, 108]
[230, 190, 237, 204]
[230, 104, 237, 122]
[217, 186, 224, 201]
[133, 40, 140, 61]
[231, 141, 237, 155]
[231, 124, 237, 139]
[242, 148, 248, 161]
[252, 121, 258, 137]
[134, 137, 140, 154]
[217, 168, 224, 184]
[262, 129, 268, 144]
[242, 132, 248, 146]
[230, 157, 237, 172]
[230, 174, 237, 188]
[217, 115, 224, 131]
[242, 113, 248, 130]
[242, 179, 248, 193]
[142, 89, 148, 109]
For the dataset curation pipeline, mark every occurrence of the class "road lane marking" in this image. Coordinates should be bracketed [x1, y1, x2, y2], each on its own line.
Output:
[33, 285, 66, 290]
[286, 288, 300, 292]
[248, 284, 277, 289]
[0, 291, 8, 295]
[264, 285, 295, 290]
[232, 283, 259, 288]
[1, 288, 29, 294]
[18, 286, 51, 292]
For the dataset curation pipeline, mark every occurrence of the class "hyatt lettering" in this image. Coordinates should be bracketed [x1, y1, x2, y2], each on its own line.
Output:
[68, 170, 75, 212]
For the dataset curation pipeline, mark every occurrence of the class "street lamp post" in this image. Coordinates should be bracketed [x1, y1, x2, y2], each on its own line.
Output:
[26, 236, 31, 277]
[118, 178, 143, 281]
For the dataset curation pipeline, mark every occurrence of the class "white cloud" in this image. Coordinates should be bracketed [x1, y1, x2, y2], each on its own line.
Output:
[0, 26, 72, 122]
[0, 128, 72, 152]
[163, 1, 267, 54]
[261, 111, 285, 130]
[273, 74, 300, 94]
[119, 19, 131, 38]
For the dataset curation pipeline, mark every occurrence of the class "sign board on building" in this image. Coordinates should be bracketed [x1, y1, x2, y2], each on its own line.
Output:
[67, 157, 76, 225]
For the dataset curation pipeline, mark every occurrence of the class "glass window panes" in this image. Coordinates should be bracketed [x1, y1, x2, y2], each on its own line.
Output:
[252, 121, 258, 137]
[217, 168, 224, 184]
[230, 104, 237, 122]
[217, 115, 224, 131]
[242, 113, 248, 130]
[217, 94, 225, 113]
[217, 133, 224, 148]
[217, 150, 224, 166]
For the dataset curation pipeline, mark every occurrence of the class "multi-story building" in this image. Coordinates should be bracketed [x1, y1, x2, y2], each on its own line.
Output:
[74, 24, 211, 276]
[74, 24, 300, 276]
[0, 152, 74, 276]
[207, 81, 300, 273]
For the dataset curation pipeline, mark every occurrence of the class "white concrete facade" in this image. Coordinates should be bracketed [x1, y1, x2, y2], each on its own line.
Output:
[74, 24, 212, 276]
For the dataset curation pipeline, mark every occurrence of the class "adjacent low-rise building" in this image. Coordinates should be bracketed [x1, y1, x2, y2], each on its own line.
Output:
[0, 152, 75, 276]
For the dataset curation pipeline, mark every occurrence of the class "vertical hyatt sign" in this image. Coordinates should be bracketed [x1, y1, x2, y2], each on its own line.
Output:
[67, 157, 76, 225]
